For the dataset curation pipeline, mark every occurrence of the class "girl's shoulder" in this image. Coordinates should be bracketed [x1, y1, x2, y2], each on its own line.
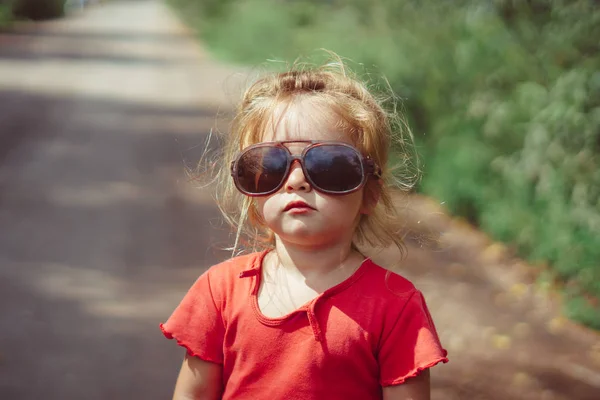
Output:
[353, 262, 434, 313]
[360, 259, 420, 301]
[200, 250, 266, 290]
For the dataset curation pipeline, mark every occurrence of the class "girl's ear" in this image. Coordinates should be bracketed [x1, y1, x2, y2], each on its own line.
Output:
[360, 181, 381, 215]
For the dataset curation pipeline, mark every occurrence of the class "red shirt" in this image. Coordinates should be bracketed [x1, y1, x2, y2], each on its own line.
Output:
[161, 251, 448, 399]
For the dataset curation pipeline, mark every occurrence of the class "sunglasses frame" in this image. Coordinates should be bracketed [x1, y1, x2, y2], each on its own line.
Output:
[230, 140, 381, 197]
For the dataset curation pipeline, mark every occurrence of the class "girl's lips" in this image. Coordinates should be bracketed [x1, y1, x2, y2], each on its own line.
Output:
[283, 201, 314, 212]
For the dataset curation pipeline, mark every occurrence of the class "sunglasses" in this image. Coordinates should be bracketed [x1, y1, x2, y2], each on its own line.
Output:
[230, 140, 381, 196]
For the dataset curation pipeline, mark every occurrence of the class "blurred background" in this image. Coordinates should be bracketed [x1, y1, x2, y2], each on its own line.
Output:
[0, 0, 599, 399]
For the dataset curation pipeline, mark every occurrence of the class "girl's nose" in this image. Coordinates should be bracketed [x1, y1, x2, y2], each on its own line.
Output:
[285, 160, 312, 193]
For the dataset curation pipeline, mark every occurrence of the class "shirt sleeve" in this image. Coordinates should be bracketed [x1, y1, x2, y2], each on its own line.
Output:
[378, 289, 448, 386]
[160, 269, 225, 364]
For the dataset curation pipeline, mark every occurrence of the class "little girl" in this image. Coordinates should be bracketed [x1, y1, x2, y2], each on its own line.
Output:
[161, 58, 448, 400]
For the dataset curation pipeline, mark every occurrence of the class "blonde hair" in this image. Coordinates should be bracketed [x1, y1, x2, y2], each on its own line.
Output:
[211, 56, 419, 256]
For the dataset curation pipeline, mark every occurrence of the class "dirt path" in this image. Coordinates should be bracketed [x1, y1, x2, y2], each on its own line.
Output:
[0, 1, 598, 399]
[375, 197, 600, 399]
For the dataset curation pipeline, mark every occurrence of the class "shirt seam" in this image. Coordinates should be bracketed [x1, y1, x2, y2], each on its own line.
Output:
[206, 268, 227, 331]
[376, 288, 418, 354]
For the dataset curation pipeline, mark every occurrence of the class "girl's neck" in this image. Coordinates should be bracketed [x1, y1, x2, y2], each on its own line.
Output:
[271, 238, 364, 283]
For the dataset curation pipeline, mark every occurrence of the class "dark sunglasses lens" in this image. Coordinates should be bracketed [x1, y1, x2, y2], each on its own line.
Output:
[235, 146, 288, 194]
[304, 145, 363, 192]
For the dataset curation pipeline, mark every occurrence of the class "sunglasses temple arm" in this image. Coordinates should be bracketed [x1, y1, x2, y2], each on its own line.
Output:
[366, 158, 382, 180]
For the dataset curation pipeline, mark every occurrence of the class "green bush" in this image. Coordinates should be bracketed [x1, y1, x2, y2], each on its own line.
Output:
[0, 1, 14, 27]
[169, 0, 600, 329]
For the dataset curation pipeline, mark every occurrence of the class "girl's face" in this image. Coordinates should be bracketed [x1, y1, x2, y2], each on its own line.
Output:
[252, 100, 370, 250]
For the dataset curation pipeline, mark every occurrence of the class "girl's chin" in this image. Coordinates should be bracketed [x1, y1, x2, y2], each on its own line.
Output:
[275, 229, 350, 248]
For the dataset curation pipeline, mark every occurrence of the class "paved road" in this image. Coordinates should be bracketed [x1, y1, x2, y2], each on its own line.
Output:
[0, 1, 244, 398]
[0, 1, 599, 399]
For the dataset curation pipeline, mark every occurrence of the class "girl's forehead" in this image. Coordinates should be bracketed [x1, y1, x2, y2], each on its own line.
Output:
[260, 99, 354, 144]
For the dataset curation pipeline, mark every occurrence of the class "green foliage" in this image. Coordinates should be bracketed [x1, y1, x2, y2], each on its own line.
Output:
[0, 6, 11, 28]
[0, 1, 15, 28]
[169, 0, 600, 328]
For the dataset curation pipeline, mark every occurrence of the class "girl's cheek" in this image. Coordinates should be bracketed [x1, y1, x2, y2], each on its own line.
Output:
[255, 197, 274, 219]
